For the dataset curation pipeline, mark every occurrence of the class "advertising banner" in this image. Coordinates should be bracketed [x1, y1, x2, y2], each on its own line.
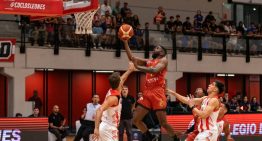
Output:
[0, 0, 63, 16]
[0, 39, 15, 62]
[165, 114, 262, 136]
[0, 118, 48, 141]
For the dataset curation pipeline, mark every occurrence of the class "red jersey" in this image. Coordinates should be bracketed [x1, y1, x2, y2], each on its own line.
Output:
[145, 59, 167, 89]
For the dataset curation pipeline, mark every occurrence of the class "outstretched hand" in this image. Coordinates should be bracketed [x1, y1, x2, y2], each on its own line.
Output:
[128, 61, 136, 72]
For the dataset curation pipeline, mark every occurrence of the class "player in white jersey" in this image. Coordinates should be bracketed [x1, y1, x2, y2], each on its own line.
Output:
[217, 103, 234, 141]
[167, 80, 224, 141]
[93, 62, 135, 141]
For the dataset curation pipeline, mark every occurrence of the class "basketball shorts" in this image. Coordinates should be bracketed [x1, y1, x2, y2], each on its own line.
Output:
[98, 122, 119, 141]
[137, 87, 166, 110]
[194, 130, 218, 141]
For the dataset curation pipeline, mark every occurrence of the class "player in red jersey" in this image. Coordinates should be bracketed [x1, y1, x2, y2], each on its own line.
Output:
[123, 40, 180, 141]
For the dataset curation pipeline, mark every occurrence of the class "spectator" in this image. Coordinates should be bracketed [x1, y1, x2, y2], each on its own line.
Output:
[15, 113, 23, 117]
[194, 88, 205, 98]
[28, 107, 40, 117]
[120, 2, 131, 18]
[74, 95, 100, 141]
[236, 92, 242, 104]
[112, 0, 121, 17]
[133, 15, 140, 29]
[174, 15, 183, 29]
[194, 10, 203, 29]
[48, 105, 67, 141]
[100, 0, 112, 16]
[37, 20, 46, 46]
[182, 17, 192, 32]
[240, 96, 250, 112]
[250, 97, 260, 112]
[134, 24, 144, 50]
[209, 19, 217, 32]
[123, 10, 134, 27]
[28, 90, 43, 112]
[165, 16, 175, 33]
[223, 21, 233, 33]
[45, 18, 55, 47]
[229, 96, 239, 112]
[91, 20, 104, 49]
[237, 21, 246, 35]
[154, 6, 166, 30]
[137, 92, 143, 100]
[119, 86, 135, 141]
[204, 11, 215, 23]
[223, 93, 230, 104]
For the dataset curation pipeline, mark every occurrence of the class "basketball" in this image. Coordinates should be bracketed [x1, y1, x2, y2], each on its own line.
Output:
[118, 24, 134, 40]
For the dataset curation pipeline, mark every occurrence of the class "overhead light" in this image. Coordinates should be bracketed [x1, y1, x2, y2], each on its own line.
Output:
[217, 74, 226, 77]
[253, 8, 256, 11]
[95, 70, 114, 73]
[217, 74, 235, 77]
[35, 68, 54, 71]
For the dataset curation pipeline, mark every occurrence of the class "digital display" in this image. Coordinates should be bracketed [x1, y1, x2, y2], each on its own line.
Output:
[0, 118, 48, 141]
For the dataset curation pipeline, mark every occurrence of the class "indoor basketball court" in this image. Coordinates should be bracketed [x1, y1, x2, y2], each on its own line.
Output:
[0, 0, 262, 141]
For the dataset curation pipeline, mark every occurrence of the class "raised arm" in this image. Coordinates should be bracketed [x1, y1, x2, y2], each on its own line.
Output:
[190, 98, 219, 119]
[123, 40, 147, 66]
[119, 62, 135, 88]
[134, 57, 167, 74]
[167, 89, 204, 106]
[94, 96, 119, 139]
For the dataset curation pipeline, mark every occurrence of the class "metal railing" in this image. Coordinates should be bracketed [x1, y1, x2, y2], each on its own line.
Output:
[1, 19, 262, 62]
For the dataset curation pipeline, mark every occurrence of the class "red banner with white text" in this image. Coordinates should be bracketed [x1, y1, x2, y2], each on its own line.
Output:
[0, 39, 15, 62]
[165, 114, 262, 136]
[0, 0, 63, 16]
[30, 0, 99, 20]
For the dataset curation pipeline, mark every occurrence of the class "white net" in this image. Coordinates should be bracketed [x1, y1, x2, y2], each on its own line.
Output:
[74, 8, 98, 34]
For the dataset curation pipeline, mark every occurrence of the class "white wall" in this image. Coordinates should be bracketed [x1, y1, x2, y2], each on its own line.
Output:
[1, 47, 262, 74]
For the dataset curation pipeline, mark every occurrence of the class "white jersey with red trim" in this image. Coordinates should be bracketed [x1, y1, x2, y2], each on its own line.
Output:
[217, 118, 225, 135]
[198, 97, 220, 132]
[101, 89, 121, 128]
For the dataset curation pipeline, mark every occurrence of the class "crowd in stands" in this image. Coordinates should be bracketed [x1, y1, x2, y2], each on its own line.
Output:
[15, 1, 262, 54]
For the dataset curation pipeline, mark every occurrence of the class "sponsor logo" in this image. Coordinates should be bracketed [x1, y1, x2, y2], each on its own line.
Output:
[9, 2, 45, 10]
[0, 129, 21, 141]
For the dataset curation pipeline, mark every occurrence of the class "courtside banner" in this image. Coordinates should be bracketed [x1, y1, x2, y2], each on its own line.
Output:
[0, 118, 48, 141]
[0, 0, 63, 16]
[0, 39, 15, 62]
[165, 114, 262, 136]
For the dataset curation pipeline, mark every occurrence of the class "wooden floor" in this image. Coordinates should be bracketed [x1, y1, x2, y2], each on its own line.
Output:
[66, 134, 128, 141]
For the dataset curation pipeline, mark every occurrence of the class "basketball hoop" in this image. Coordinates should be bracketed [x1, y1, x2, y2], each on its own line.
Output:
[74, 8, 98, 34]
